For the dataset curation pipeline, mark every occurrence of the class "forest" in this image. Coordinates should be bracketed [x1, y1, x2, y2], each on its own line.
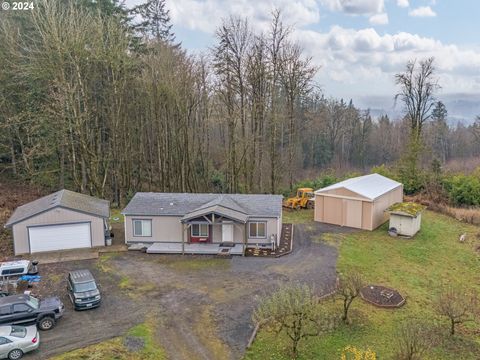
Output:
[1, 0, 480, 206]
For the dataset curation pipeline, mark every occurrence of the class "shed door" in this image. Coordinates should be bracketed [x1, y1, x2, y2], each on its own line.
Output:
[28, 222, 91, 253]
[343, 200, 363, 229]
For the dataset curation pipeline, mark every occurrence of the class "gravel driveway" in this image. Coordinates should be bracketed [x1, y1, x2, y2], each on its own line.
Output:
[29, 222, 348, 360]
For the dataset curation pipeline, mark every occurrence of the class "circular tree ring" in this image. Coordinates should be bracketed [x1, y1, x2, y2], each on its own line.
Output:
[360, 285, 405, 308]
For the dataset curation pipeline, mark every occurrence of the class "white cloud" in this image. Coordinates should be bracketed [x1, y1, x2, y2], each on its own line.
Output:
[127, 0, 480, 98]
[396, 0, 409, 8]
[369, 13, 388, 25]
[409, 6, 437, 17]
[294, 26, 480, 96]
[166, 0, 320, 33]
[321, 0, 384, 14]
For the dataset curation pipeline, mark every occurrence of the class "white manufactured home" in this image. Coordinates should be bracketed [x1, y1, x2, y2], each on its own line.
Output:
[122, 193, 283, 255]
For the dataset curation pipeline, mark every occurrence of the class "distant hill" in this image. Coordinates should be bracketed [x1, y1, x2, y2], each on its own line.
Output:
[357, 93, 480, 126]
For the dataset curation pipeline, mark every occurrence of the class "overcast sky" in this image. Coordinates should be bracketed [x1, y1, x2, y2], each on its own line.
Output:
[124, 0, 480, 113]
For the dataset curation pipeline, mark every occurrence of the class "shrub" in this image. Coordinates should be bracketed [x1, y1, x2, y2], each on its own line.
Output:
[284, 174, 340, 197]
[394, 319, 437, 360]
[443, 173, 480, 206]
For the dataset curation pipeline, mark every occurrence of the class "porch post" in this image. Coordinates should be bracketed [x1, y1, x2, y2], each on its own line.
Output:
[243, 222, 247, 256]
[182, 223, 185, 255]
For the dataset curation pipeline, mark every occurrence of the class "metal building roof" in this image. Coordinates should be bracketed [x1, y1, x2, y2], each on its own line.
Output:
[315, 174, 402, 201]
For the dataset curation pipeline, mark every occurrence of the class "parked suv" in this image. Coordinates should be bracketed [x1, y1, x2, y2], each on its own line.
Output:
[67, 270, 101, 310]
[0, 295, 64, 331]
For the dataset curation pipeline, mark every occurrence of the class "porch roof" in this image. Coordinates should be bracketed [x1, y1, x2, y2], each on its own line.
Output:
[181, 204, 249, 223]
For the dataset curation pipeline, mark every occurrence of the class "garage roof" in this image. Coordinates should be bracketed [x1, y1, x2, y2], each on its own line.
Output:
[122, 193, 282, 218]
[315, 174, 402, 201]
[5, 189, 110, 227]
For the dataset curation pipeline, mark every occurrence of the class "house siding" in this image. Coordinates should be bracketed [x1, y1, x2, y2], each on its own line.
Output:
[124, 215, 280, 245]
[247, 217, 279, 245]
[12, 207, 106, 255]
[125, 216, 184, 242]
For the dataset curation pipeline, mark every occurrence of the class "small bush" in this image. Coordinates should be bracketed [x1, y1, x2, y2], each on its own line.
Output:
[283, 173, 340, 196]
[443, 173, 480, 206]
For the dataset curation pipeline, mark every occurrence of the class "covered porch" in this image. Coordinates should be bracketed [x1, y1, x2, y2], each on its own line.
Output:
[179, 197, 250, 252]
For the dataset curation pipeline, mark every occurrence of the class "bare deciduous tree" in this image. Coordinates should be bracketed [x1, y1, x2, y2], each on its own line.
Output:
[253, 284, 335, 359]
[435, 286, 478, 335]
[395, 57, 439, 139]
[279, 42, 317, 190]
[337, 271, 365, 324]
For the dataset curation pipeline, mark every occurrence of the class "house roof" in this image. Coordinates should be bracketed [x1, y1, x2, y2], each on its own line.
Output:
[5, 189, 110, 227]
[314, 174, 402, 201]
[122, 193, 283, 219]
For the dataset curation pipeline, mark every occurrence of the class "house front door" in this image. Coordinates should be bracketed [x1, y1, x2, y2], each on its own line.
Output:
[222, 223, 234, 243]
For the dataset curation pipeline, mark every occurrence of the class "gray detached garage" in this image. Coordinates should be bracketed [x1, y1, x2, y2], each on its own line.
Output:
[5, 190, 110, 255]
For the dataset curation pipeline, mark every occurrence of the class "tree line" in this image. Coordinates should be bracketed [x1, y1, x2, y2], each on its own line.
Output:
[0, 0, 479, 205]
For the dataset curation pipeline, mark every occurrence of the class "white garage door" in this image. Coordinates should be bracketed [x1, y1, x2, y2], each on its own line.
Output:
[28, 222, 91, 253]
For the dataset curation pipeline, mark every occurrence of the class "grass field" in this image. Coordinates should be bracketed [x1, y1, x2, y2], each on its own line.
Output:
[246, 211, 480, 359]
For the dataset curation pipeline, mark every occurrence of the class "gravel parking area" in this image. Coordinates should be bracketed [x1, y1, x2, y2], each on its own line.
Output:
[26, 222, 349, 360]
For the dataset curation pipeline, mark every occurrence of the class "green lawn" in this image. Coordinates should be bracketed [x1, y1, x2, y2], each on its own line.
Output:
[282, 209, 314, 224]
[110, 207, 124, 224]
[246, 211, 480, 359]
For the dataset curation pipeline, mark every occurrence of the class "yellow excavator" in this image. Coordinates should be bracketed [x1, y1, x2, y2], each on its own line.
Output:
[283, 188, 315, 210]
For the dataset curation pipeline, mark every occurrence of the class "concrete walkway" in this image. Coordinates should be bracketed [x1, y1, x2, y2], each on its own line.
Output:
[22, 244, 127, 264]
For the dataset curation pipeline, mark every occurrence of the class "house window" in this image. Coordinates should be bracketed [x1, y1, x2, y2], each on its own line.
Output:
[191, 224, 209, 237]
[249, 222, 266, 238]
[133, 219, 152, 237]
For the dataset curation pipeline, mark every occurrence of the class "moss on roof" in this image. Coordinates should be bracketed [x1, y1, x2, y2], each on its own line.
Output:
[387, 202, 426, 217]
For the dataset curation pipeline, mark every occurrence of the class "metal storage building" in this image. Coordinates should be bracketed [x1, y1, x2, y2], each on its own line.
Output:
[314, 174, 403, 230]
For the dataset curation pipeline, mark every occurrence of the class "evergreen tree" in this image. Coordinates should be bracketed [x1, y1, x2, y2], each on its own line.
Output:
[131, 0, 175, 43]
[431, 101, 449, 162]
